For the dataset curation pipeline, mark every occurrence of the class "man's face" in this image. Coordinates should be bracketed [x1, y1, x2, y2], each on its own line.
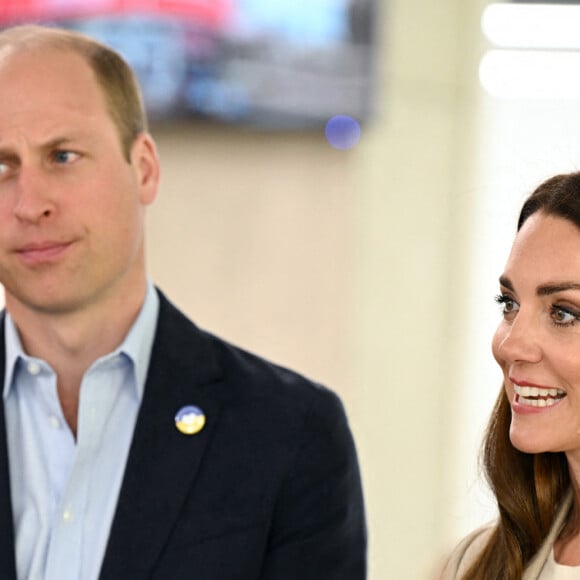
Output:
[0, 46, 159, 317]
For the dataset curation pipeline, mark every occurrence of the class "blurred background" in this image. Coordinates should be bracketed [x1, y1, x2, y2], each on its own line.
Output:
[5, 0, 580, 577]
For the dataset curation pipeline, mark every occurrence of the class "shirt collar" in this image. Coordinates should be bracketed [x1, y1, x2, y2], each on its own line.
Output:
[3, 314, 22, 400]
[3, 281, 160, 401]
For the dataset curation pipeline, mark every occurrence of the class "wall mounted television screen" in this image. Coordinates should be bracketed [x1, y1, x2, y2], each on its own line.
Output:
[0, 0, 377, 129]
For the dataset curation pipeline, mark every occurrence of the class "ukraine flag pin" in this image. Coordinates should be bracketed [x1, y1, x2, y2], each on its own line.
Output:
[175, 405, 206, 435]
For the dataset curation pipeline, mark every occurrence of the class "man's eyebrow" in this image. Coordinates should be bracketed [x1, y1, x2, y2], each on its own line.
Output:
[40, 136, 77, 149]
[0, 135, 80, 158]
[0, 149, 19, 163]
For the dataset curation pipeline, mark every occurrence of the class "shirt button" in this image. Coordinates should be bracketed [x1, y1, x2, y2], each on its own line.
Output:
[49, 416, 61, 429]
[27, 362, 41, 375]
[63, 509, 73, 522]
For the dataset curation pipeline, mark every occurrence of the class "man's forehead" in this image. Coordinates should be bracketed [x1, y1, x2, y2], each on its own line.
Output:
[0, 44, 17, 65]
[0, 48, 101, 106]
[0, 44, 85, 72]
[0, 132, 89, 148]
[0, 44, 22, 70]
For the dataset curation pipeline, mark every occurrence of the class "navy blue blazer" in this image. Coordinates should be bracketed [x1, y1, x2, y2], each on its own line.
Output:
[0, 291, 367, 579]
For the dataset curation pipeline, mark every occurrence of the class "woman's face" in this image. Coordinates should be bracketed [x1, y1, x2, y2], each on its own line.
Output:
[492, 212, 580, 459]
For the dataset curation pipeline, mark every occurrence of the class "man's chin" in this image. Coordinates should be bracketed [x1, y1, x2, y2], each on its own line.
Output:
[3, 290, 88, 317]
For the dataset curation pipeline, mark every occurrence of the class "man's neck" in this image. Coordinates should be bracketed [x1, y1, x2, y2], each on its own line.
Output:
[5, 282, 148, 435]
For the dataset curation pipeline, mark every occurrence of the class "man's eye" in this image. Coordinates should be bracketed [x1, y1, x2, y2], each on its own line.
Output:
[0, 162, 13, 178]
[53, 150, 79, 164]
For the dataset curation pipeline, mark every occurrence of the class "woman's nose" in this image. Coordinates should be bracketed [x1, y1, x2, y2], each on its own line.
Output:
[493, 313, 542, 365]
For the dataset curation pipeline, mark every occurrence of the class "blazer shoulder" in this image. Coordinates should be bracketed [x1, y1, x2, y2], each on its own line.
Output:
[155, 288, 345, 417]
[439, 523, 495, 580]
[206, 326, 345, 415]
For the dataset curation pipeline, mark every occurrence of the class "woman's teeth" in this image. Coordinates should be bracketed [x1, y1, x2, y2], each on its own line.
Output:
[514, 384, 566, 407]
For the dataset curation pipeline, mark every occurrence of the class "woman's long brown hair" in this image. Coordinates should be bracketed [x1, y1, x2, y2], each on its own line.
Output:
[461, 392, 569, 579]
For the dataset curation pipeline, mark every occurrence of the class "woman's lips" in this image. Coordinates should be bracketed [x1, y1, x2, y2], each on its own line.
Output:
[511, 381, 567, 414]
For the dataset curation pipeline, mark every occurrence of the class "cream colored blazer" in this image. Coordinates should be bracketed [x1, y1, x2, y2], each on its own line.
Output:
[439, 489, 573, 580]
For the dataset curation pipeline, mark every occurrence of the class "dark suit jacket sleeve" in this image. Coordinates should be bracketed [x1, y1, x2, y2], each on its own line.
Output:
[259, 388, 367, 579]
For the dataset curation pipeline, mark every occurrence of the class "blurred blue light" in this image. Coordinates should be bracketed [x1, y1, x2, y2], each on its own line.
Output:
[325, 115, 361, 150]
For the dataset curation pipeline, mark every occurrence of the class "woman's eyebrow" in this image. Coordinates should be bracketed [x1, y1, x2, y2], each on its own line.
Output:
[499, 276, 580, 296]
[537, 282, 580, 296]
[498, 275, 514, 291]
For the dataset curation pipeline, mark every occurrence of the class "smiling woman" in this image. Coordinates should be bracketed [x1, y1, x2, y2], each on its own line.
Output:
[492, 213, 580, 455]
[440, 172, 580, 580]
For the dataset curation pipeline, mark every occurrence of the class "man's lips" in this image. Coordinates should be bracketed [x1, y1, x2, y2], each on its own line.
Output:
[16, 241, 73, 264]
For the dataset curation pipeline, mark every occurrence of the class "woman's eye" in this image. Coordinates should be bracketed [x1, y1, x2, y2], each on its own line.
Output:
[551, 307, 579, 326]
[495, 294, 519, 315]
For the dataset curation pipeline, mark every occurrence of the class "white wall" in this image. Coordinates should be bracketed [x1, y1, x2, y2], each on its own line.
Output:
[147, 1, 486, 578]
[147, 8, 580, 575]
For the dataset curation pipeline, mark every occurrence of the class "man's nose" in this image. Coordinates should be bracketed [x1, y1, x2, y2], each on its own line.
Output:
[13, 166, 55, 223]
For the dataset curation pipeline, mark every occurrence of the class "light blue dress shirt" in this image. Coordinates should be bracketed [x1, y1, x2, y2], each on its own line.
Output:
[3, 283, 159, 580]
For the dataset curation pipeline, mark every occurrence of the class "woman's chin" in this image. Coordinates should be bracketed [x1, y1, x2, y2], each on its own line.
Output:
[509, 430, 555, 455]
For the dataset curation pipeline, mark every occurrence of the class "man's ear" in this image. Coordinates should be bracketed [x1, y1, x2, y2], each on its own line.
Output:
[132, 132, 160, 205]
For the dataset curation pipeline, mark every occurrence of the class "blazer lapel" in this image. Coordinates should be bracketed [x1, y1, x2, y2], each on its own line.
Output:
[523, 488, 573, 579]
[0, 316, 17, 579]
[99, 293, 225, 580]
